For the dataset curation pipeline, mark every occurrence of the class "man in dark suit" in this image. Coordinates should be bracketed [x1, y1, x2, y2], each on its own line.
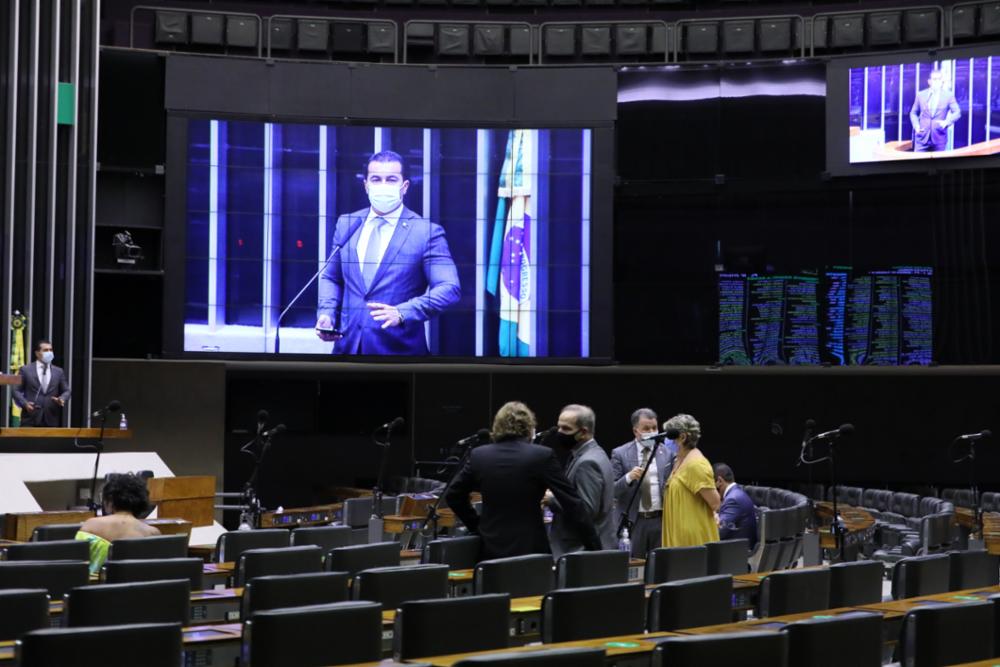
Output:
[909, 68, 961, 153]
[316, 150, 461, 355]
[446, 401, 601, 561]
[713, 462, 758, 550]
[547, 404, 617, 558]
[611, 408, 675, 557]
[12, 339, 71, 427]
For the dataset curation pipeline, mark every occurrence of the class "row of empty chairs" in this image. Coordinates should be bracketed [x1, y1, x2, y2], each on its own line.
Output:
[15, 588, 1000, 666]
[743, 485, 811, 572]
[130, 1, 1000, 64]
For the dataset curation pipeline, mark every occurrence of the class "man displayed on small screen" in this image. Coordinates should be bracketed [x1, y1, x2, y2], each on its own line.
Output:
[909, 68, 961, 153]
[315, 151, 461, 355]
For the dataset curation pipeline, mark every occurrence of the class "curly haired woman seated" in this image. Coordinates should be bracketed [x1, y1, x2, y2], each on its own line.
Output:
[76, 473, 161, 574]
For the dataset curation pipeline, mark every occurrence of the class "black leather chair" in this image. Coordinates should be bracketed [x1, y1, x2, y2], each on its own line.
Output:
[394, 593, 510, 659]
[103, 557, 204, 590]
[236, 545, 324, 587]
[107, 534, 188, 561]
[15, 623, 183, 667]
[352, 564, 450, 608]
[758, 568, 831, 617]
[783, 611, 882, 667]
[750, 509, 789, 573]
[290, 525, 352, 552]
[242, 601, 382, 667]
[651, 631, 789, 666]
[949, 549, 1000, 590]
[0, 561, 89, 599]
[326, 542, 401, 576]
[541, 582, 645, 643]
[554, 550, 628, 588]
[64, 579, 190, 627]
[647, 574, 732, 631]
[475, 554, 554, 597]
[215, 529, 290, 563]
[828, 560, 884, 607]
[453, 647, 605, 666]
[242, 571, 350, 618]
[891, 553, 950, 600]
[422, 536, 481, 570]
[2, 540, 89, 562]
[29, 524, 81, 542]
[706, 539, 749, 576]
[645, 546, 708, 584]
[0, 589, 49, 641]
[899, 601, 994, 667]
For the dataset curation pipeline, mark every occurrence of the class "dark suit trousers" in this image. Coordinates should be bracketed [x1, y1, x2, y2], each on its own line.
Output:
[631, 514, 662, 558]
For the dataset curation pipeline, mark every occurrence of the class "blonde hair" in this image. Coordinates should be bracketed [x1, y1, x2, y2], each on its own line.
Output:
[664, 413, 702, 448]
[492, 401, 537, 441]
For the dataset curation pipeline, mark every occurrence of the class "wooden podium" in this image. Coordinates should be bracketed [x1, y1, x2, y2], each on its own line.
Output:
[0, 427, 133, 439]
[0, 375, 21, 386]
[148, 476, 216, 527]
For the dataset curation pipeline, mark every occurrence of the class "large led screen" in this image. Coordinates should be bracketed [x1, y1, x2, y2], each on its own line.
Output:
[848, 56, 1000, 164]
[182, 120, 593, 358]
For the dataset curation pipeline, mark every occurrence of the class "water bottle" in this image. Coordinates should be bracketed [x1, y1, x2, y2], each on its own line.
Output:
[119, 413, 128, 430]
[618, 528, 632, 554]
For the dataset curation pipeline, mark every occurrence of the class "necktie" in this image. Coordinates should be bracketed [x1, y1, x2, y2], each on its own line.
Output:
[639, 446, 653, 511]
[929, 93, 938, 116]
[40, 365, 49, 393]
[362, 217, 387, 290]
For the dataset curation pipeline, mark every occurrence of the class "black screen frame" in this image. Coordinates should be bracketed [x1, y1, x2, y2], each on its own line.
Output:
[826, 43, 1000, 177]
[161, 56, 616, 363]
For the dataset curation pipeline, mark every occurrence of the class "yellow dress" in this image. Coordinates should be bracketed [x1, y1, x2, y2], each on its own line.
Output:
[662, 453, 720, 547]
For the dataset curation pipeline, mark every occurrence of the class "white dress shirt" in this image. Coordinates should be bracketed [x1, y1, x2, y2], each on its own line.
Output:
[35, 361, 50, 394]
[356, 204, 403, 276]
[634, 440, 661, 512]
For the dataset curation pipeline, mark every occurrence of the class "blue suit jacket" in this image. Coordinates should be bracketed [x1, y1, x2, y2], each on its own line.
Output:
[610, 439, 674, 526]
[718, 484, 758, 549]
[318, 206, 461, 355]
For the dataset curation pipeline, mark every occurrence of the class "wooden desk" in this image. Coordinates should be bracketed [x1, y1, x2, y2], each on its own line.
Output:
[415, 631, 679, 667]
[856, 585, 1000, 615]
[2, 510, 95, 541]
[0, 428, 132, 439]
[813, 501, 876, 552]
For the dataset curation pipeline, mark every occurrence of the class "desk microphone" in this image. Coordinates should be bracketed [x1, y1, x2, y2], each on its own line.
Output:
[91, 400, 122, 419]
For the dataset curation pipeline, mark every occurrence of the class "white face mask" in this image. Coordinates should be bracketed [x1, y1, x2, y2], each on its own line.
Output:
[367, 183, 402, 214]
[41, 351, 54, 364]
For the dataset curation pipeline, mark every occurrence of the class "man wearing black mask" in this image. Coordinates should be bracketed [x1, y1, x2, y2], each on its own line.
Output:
[545, 404, 617, 557]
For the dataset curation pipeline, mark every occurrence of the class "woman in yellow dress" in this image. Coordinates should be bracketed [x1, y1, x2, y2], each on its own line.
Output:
[661, 414, 721, 547]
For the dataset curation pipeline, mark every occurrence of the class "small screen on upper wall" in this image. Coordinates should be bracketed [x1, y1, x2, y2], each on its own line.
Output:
[847, 55, 1000, 164]
[718, 267, 932, 366]
[181, 119, 595, 359]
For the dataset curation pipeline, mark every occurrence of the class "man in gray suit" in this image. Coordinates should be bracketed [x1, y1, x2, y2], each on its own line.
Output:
[545, 404, 617, 557]
[611, 408, 675, 557]
[12, 339, 71, 427]
[910, 68, 961, 153]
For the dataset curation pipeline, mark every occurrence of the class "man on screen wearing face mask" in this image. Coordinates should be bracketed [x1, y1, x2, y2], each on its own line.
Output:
[12, 339, 71, 427]
[315, 150, 461, 356]
[545, 404, 617, 557]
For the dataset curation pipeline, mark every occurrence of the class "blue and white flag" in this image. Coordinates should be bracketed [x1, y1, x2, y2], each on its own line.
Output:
[486, 130, 536, 357]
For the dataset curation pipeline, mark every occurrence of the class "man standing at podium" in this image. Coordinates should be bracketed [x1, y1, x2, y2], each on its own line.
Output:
[12, 340, 71, 427]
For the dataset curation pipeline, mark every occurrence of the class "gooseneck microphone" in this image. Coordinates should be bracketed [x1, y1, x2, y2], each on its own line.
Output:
[379, 417, 405, 432]
[274, 216, 366, 354]
[91, 400, 122, 419]
[809, 423, 854, 443]
[639, 428, 681, 442]
[457, 429, 492, 447]
[957, 430, 992, 441]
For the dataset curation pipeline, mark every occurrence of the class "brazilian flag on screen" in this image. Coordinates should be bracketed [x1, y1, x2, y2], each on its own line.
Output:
[9, 311, 26, 426]
[486, 130, 534, 357]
